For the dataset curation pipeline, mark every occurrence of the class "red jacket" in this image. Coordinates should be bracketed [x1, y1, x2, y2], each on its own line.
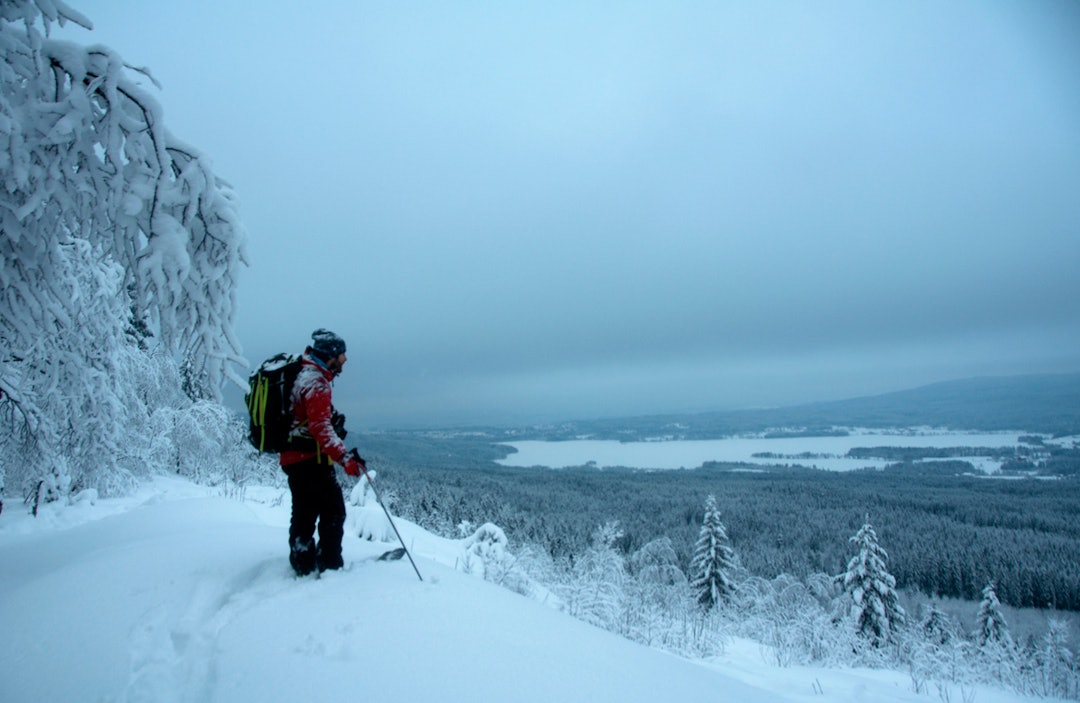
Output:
[279, 354, 348, 467]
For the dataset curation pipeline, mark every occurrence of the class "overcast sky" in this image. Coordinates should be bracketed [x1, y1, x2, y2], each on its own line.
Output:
[59, 1, 1080, 428]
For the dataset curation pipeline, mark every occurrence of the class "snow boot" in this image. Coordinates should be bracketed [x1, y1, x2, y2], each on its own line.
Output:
[290, 536, 316, 577]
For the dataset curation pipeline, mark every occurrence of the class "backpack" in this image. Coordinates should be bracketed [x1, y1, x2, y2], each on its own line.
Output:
[245, 353, 303, 453]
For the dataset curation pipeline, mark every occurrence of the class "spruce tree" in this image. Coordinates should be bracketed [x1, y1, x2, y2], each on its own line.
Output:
[973, 581, 1012, 648]
[840, 520, 905, 646]
[689, 494, 737, 610]
[921, 602, 957, 646]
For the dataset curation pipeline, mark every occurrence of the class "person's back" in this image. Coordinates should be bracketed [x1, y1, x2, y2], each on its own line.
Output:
[281, 352, 347, 469]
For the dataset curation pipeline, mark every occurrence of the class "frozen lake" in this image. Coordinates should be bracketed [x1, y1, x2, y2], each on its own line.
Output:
[497, 430, 1030, 472]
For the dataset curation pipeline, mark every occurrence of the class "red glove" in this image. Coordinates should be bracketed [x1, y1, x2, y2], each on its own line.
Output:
[344, 453, 366, 477]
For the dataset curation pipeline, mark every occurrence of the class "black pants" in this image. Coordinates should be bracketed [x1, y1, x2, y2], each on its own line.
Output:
[284, 460, 346, 575]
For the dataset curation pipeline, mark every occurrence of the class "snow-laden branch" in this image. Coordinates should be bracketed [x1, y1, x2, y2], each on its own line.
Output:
[1, 0, 247, 501]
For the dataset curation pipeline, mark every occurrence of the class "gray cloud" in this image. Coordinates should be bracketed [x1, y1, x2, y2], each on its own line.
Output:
[65, 0, 1080, 427]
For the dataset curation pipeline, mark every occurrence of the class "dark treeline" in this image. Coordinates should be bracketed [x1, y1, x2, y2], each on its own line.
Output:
[366, 447, 1080, 611]
[847, 444, 1080, 475]
[847, 446, 1022, 460]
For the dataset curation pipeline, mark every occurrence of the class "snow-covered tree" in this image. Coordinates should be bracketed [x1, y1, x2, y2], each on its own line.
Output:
[459, 522, 534, 596]
[921, 602, 959, 647]
[839, 520, 905, 647]
[906, 602, 970, 691]
[562, 521, 627, 629]
[973, 581, 1011, 648]
[621, 537, 690, 647]
[1037, 618, 1075, 699]
[0, 1, 246, 501]
[689, 494, 737, 610]
[735, 573, 846, 667]
[970, 582, 1023, 689]
[628, 536, 686, 589]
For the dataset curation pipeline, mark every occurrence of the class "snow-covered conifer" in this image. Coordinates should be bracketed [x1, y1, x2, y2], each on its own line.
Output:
[689, 494, 737, 610]
[906, 601, 970, 689]
[970, 582, 1024, 689]
[921, 602, 958, 647]
[0, 1, 246, 501]
[839, 520, 905, 647]
[973, 581, 1011, 648]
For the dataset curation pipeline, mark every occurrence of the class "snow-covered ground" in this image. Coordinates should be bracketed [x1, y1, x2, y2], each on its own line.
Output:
[498, 429, 1032, 472]
[0, 475, 1061, 703]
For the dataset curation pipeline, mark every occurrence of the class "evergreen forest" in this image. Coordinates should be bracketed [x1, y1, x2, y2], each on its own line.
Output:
[364, 430, 1080, 612]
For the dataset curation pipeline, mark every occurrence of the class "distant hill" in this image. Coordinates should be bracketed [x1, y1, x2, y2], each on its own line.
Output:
[797, 373, 1080, 434]
[549, 373, 1080, 439]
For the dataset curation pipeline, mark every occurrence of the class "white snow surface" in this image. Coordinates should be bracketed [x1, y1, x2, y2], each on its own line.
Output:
[0, 475, 1053, 703]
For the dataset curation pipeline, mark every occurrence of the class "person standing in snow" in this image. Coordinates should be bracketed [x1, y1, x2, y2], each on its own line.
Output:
[280, 329, 366, 576]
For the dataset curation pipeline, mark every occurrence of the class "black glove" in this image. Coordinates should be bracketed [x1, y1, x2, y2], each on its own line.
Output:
[331, 410, 347, 440]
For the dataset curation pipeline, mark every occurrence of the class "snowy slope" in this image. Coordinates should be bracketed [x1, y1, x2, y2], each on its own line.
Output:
[0, 477, 1055, 703]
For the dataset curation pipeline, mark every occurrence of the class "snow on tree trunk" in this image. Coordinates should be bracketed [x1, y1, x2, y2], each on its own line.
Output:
[689, 494, 737, 610]
[838, 520, 905, 647]
[0, 1, 246, 501]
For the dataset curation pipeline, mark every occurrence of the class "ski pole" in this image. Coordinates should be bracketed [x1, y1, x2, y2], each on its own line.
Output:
[351, 450, 423, 582]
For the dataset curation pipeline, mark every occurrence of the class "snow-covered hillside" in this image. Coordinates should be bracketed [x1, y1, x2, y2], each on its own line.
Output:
[0, 477, 1061, 703]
